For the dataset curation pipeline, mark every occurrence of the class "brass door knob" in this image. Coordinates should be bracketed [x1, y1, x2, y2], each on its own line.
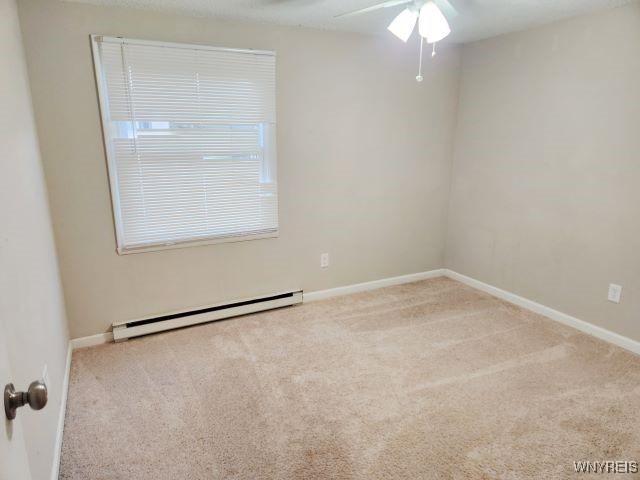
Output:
[4, 380, 48, 420]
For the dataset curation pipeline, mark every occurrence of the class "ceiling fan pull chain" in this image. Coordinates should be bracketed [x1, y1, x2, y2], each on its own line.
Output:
[432, 42, 437, 57]
[416, 36, 424, 82]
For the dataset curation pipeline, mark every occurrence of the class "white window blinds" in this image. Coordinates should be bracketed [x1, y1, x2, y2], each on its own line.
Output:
[92, 36, 278, 254]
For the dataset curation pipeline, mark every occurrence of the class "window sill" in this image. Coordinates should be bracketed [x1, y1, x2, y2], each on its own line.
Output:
[116, 231, 279, 255]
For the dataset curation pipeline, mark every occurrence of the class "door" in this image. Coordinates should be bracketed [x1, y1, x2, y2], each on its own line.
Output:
[0, 0, 35, 474]
[1, 1, 69, 479]
[0, 318, 32, 480]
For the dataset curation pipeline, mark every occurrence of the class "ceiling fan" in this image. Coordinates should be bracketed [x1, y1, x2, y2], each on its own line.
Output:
[337, 0, 459, 81]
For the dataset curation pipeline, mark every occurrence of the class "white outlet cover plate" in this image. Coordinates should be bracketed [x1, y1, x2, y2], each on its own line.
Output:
[608, 284, 622, 303]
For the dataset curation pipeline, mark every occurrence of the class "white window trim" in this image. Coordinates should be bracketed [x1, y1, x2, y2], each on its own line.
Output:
[116, 231, 279, 255]
[90, 35, 279, 255]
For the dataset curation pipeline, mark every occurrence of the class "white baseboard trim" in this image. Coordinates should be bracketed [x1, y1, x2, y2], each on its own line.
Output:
[444, 269, 640, 356]
[304, 269, 446, 302]
[67, 269, 639, 356]
[69, 271, 443, 346]
[69, 332, 114, 350]
[51, 343, 72, 480]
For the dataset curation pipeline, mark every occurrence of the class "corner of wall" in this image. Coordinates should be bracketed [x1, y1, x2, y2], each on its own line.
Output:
[441, 42, 466, 269]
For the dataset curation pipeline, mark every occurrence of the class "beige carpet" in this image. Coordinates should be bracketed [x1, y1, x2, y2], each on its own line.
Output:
[60, 277, 640, 479]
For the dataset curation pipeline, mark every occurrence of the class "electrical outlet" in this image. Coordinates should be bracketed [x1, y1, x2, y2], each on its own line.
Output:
[320, 253, 329, 268]
[608, 284, 622, 303]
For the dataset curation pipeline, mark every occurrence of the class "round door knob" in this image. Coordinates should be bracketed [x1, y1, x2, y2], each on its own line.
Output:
[26, 380, 48, 411]
[4, 380, 48, 420]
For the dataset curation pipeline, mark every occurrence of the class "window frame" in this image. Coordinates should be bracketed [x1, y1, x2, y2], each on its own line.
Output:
[90, 35, 279, 255]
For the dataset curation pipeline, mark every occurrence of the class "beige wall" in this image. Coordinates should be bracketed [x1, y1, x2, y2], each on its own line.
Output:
[17, 0, 461, 338]
[17, 0, 638, 346]
[447, 4, 640, 341]
[0, 0, 70, 478]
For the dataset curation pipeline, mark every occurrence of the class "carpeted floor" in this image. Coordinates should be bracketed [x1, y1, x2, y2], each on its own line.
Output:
[60, 277, 640, 479]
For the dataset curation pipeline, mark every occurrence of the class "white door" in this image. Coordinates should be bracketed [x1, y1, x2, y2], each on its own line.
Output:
[0, 318, 32, 480]
[1, 1, 71, 479]
[0, 0, 36, 474]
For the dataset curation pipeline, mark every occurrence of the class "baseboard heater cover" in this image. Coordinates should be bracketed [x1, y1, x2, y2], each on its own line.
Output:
[112, 290, 303, 342]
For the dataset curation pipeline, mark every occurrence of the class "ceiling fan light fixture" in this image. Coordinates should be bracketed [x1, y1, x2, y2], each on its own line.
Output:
[418, 1, 451, 44]
[387, 7, 419, 42]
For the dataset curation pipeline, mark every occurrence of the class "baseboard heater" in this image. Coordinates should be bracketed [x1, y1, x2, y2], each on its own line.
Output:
[112, 290, 303, 342]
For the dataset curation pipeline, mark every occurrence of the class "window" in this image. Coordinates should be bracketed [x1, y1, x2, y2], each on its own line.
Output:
[91, 36, 278, 254]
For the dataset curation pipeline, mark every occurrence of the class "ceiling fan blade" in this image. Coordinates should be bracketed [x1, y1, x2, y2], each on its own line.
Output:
[433, 0, 459, 17]
[335, 0, 412, 18]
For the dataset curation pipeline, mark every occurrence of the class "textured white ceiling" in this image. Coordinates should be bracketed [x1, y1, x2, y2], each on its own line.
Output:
[64, 0, 637, 43]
